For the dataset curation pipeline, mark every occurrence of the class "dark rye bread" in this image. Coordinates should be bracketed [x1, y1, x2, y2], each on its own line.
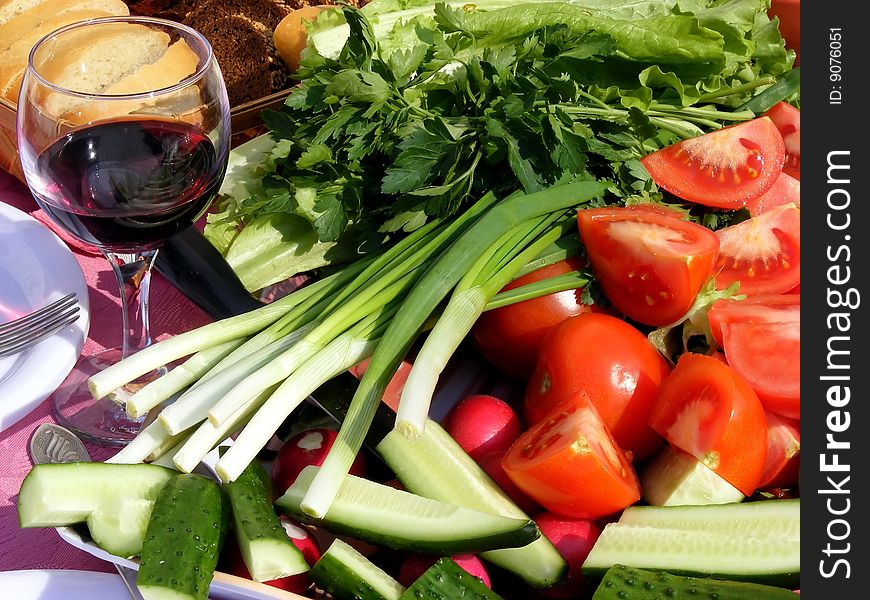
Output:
[124, 0, 367, 105]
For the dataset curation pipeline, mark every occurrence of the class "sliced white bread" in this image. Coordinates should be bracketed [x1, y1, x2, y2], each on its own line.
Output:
[0, 0, 50, 27]
[0, 7, 132, 101]
[0, 0, 129, 51]
[61, 38, 202, 124]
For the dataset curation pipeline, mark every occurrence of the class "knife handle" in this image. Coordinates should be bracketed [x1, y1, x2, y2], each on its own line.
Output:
[155, 227, 263, 320]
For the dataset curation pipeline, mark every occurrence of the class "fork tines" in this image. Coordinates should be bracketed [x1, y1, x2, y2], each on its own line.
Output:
[0, 293, 80, 357]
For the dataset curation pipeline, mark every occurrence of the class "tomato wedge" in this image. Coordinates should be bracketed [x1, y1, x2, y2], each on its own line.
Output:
[649, 353, 768, 496]
[640, 117, 785, 208]
[708, 294, 800, 348]
[714, 204, 800, 296]
[502, 396, 641, 519]
[759, 411, 800, 490]
[472, 256, 597, 379]
[525, 313, 670, 462]
[745, 172, 800, 217]
[577, 206, 719, 326]
[764, 102, 800, 180]
[708, 294, 800, 419]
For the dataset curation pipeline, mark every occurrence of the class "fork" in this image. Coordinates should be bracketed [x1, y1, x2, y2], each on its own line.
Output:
[0, 292, 80, 357]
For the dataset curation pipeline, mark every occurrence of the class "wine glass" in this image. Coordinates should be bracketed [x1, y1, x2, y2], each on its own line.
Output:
[17, 16, 231, 445]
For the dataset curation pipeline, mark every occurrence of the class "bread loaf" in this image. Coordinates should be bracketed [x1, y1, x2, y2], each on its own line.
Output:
[58, 38, 201, 124]
[0, 0, 130, 103]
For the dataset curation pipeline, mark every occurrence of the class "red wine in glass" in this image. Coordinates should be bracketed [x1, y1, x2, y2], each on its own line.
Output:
[33, 118, 223, 251]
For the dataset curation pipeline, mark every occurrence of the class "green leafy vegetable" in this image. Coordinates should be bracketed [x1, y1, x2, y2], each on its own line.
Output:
[208, 0, 793, 293]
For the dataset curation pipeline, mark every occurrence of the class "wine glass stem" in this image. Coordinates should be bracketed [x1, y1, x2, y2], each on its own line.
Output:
[102, 249, 159, 359]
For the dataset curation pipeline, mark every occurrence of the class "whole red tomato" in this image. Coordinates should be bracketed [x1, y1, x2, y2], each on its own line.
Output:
[472, 256, 597, 379]
[525, 313, 670, 462]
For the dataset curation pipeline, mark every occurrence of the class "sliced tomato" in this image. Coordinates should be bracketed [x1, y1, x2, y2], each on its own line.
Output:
[577, 206, 719, 326]
[640, 117, 785, 208]
[649, 353, 768, 496]
[764, 102, 800, 179]
[708, 295, 800, 418]
[525, 313, 670, 462]
[759, 411, 800, 490]
[472, 256, 597, 379]
[502, 396, 641, 519]
[745, 172, 800, 217]
[708, 294, 801, 348]
[714, 204, 800, 296]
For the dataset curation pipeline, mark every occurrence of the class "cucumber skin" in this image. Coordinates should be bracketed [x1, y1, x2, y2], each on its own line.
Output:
[582, 524, 799, 589]
[137, 474, 229, 600]
[309, 538, 404, 600]
[376, 421, 567, 589]
[223, 460, 308, 581]
[591, 565, 800, 600]
[399, 557, 505, 600]
[276, 467, 540, 555]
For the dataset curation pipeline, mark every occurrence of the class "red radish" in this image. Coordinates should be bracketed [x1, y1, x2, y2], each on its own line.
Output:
[223, 518, 321, 594]
[443, 394, 523, 462]
[759, 411, 800, 490]
[271, 428, 367, 496]
[398, 553, 491, 588]
[477, 450, 541, 515]
[533, 512, 601, 598]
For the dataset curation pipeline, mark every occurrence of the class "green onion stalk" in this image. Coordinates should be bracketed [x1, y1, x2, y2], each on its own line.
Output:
[300, 180, 607, 518]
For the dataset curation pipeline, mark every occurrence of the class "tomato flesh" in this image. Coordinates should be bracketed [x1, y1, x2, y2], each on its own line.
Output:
[745, 172, 800, 217]
[502, 396, 641, 519]
[708, 294, 800, 348]
[708, 294, 800, 418]
[472, 256, 597, 379]
[525, 312, 669, 462]
[578, 206, 719, 326]
[640, 117, 785, 208]
[649, 353, 768, 496]
[714, 204, 800, 296]
[764, 102, 800, 179]
[759, 411, 800, 490]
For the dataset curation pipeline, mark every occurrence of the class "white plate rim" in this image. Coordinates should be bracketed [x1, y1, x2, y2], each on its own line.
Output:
[0, 568, 130, 600]
[0, 201, 90, 432]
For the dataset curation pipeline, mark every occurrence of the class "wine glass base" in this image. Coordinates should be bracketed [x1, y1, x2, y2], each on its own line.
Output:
[52, 349, 163, 447]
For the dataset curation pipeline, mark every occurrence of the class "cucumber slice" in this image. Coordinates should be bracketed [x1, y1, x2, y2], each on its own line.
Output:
[591, 564, 799, 600]
[582, 523, 799, 587]
[399, 557, 505, 600]
[137, 474, 230, 600]
[18, 462, 174, 527]
[618, 499, 800, 541]
[223, 459, 309, 582]
[640, 445, 744, 506]
[376, 421, 566, 588]
[86, 498, 154, 558]
[276, 466, 539, 554]
[310, 538, 405, 600]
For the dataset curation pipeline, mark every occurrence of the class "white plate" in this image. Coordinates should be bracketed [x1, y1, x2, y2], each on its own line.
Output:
[57, 527, 308, 600]
[56, 447, 309, 600]
[0, 202, 90, 432]
[0, 569, 130, 600]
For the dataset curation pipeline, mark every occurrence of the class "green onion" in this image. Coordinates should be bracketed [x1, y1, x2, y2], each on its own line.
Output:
[395, 214, 574, 437]
[87, 275, 337, 400]
[300, 181, 607, 518]
[124, 340, 244, 419]
[214, 306, 394, 482]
